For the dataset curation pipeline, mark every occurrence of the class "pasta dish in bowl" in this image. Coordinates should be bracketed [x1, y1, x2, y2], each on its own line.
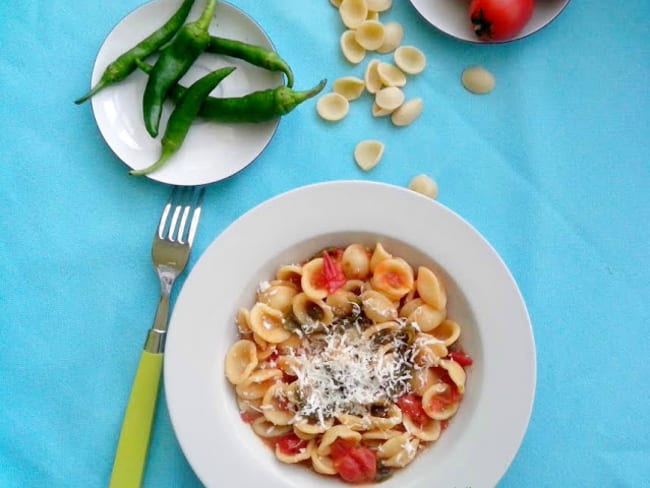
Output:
[164, 181, 535, 487]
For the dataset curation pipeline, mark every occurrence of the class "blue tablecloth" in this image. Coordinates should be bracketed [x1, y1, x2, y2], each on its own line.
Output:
[1, 1, 648, 487]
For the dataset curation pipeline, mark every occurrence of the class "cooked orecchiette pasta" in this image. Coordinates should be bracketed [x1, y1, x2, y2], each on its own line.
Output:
[225, 244, 473, 484]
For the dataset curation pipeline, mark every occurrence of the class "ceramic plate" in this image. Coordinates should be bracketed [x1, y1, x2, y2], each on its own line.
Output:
[89, 0, 282, 186]
[164, 181, 536, 488]
[409, 0, 571, 43]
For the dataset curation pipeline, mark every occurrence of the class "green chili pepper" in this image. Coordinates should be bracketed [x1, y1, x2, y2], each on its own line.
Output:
[139, 61, 325, 123]
[130, 65, 236, 176]
[194, 79, 325, 122]
[206, 36, 294, 88]
[74, 0, 196, 105]
[142, 0, 217, 138]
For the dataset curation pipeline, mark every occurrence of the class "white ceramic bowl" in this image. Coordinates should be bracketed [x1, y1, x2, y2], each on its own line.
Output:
[408, 0, 571, 43]
[164, 181, 536, 487]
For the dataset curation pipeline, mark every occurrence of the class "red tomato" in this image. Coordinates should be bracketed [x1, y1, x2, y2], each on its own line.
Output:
[331, 439, 377, 483]
[448, 350, 474, 367]
[275, 434, 308, 455]
[396, 393, 429, 427]
[314, 251, 347, 293]
[469, 0, 535, 41]
[239, 411, 260, 423]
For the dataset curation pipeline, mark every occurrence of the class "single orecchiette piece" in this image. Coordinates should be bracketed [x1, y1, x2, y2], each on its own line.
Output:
[339, 0, 368, 28]
[391, 98, 423, 127]
[317, 425, 362, 456]
[257, 282, 298, 315]
[439, 358, 466, 394]
[408, 174, 438, 198]
[236, 307, 252, 335]
[371, 257, 415, 300]
[340, 29, 366, 64]
[294, 417, 334, 436]
[431, 319, 461, 346]
[317, 92, 350, 121]
[354, 140, 384, 171]
[276, 264, 302, 286]
[377, 62, 406, 87]
[416, 266, 447, 311]
[311, 450, 338, 475]
[262, 382, 294, 426]
[377, 21, 403, 53]
[364, 59, 383, 94]
[251, 416, 292, 438]
[326, 289, 358, 317]
[336, 413, 372, 431]
[422, 382, 460, 420]
[292, 292, 334, 326]
[369, 243, 392, 271]
[275, 439, 316, 464]
[224, 339, 258, 385]
[333, 76, 366, 101]
[249, 302, 291, 343]
[399, 297, 423, 318]
[403, 414, 442, 442]
[377, 433, 419, 468]
[408, 303, 446, 332]
[355, 20, 385, 51]
[410, 366, 437, 396]
[394, 45, 426, 75]
[235, 368, 282, 400]
[300, 257, 328, 300]
[375, 86, 405, 111]
[361, 290, 398, 323]
[341, 243, 371, 279]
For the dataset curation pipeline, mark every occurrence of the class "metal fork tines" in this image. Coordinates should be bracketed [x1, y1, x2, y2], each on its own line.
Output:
[145, 185, 205, 354]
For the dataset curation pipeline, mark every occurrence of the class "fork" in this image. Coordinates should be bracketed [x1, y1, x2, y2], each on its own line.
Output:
[109, 185, 206, 488]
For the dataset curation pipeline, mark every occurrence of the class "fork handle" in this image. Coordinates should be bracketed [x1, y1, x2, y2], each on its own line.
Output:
[109, 350, 163, 488]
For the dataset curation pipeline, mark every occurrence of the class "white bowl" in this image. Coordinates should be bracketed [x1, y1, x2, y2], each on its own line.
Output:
[164, 180, 536, 487]
[408, 0, 571, 43]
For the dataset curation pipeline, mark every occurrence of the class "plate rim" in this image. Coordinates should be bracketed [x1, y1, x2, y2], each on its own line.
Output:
[164, 179, 537, 487]
[88, 0, 282, 186]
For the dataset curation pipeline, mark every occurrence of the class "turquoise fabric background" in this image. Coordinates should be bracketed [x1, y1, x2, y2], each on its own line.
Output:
[1, 0, 648, 487]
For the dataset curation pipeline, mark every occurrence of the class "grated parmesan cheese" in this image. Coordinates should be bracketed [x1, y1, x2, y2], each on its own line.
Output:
[288, 314, 418, 425]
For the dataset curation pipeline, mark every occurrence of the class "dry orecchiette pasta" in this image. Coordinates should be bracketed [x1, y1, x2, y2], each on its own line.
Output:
[224, 243, 473, 484]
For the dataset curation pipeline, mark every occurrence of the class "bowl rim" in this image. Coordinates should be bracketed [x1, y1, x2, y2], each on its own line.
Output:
[164, 180, 537, 488]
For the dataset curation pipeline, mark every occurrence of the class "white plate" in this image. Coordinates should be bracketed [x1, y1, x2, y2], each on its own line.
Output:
[89, 0, 282, 186]
[409, 0, 571, 43]
[165, 181, 536, 488]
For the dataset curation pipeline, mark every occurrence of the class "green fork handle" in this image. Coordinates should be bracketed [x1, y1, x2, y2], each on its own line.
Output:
[108, 349, 163, 488]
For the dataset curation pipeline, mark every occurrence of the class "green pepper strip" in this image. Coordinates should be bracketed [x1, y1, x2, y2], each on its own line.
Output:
[130, 64, 236, 176]
[206, 36, 294, 88]
[138, 61, 325, 123]
[74, 0, 196, 104]
[142, 0, 217, 138]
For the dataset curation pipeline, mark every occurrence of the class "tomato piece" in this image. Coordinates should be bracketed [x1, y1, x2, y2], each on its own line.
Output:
[330, 438, 357, 460]
[275, 434, 308, 455]
[319, 251, 347, 293]
[331, 439, 377, 483]
[448, 350, 474, 367]
[239, 411, 260, 423]
[396, 393, 429, 427]
[469, 0, 535, 42]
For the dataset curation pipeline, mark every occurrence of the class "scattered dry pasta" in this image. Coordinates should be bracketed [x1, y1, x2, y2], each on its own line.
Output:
[225, 243, 474, 484]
